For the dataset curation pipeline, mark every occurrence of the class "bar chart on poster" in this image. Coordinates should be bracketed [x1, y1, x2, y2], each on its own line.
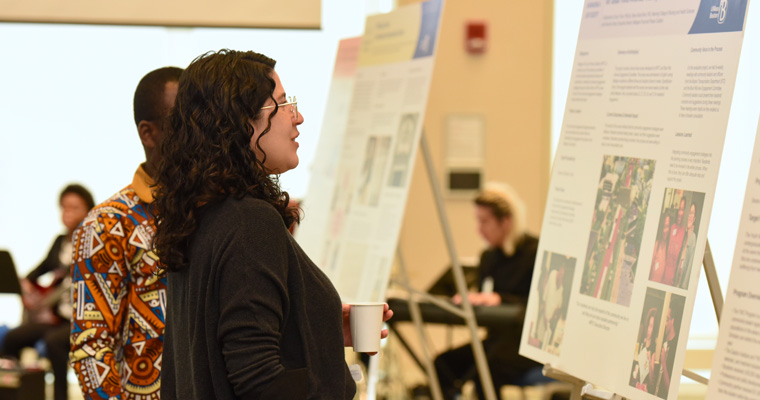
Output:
[519, 1, 749, 399]
[707, 118, 760, 400]
[297, 0, 444, 303]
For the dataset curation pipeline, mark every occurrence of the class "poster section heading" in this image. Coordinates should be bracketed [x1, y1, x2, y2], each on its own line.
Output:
[358, 0, 441, 67]
[580, 0, 747, 39]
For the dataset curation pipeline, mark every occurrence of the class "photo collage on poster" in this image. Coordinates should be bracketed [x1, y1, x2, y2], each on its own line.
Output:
[356, 111, 420, 206]
[629, 288, 686, 399]
[580, 155, 656, 307]
[626, 188, 705, 399]
[526, 251, 576, 355]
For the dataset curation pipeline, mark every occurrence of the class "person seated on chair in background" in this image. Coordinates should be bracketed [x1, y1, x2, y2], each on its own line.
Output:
[1, 183, 94, 400]
[434, 182, 543, 400]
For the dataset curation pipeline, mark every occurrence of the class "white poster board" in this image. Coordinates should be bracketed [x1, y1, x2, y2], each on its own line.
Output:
[707, 117, 760, 399]
[297, 37, 362, 265]
[298, 0, 443, 303]
[519, 1, 749, 399]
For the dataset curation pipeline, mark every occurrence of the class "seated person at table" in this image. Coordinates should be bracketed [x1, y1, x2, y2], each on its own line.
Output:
[434, 183, 542, 400]
[1, 184, 94, 400]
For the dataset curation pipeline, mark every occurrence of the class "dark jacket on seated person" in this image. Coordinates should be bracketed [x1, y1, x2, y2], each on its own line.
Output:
[478, 234, 541, 367]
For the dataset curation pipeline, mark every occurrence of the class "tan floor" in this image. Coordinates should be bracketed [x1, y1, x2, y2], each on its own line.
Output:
[53, 373, 708, 400]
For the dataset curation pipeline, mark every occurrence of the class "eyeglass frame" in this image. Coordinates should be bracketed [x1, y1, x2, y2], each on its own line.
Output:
[260, 96, 298, 120]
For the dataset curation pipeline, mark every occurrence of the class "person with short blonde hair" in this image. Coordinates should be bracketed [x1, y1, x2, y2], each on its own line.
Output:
[474, 182, 528, 256]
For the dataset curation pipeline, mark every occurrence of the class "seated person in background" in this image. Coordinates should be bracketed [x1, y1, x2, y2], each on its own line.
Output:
[435, 183, 542, 400]
[1, 183, 94, 400]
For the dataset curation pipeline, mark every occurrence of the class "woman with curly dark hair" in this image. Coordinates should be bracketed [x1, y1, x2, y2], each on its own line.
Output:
[154, 49, 391, 400]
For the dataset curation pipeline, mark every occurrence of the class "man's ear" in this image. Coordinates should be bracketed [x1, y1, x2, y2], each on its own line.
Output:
[138, 120, 158, 149]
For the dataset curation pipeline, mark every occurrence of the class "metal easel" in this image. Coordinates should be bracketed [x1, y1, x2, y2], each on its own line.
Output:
[389, 130, 498, 400]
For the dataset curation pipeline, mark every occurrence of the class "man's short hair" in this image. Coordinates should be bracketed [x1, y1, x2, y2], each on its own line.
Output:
[133, 67, 183, 126]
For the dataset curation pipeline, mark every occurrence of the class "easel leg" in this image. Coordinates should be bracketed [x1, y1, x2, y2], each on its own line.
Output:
[396, 247, 445, 400]
[419, 132, 497, 400]
[679, 239, 722, 384]
[542, 366, 585, 400]
[366, 354, 380, 400]
[702, 239, 723, 324]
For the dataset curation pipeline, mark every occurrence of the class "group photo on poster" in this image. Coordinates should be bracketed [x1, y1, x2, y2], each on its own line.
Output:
[580, 155, 656, 306]
[629, 288, 686, 399]
[649, 189, 705, 290]
[526, 250, 576, 355]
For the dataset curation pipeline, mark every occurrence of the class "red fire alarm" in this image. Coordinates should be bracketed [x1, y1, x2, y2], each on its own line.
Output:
[465, 21, 487, 54]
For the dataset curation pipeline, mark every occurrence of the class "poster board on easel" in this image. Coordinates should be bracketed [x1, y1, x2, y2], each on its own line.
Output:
[707, 117, 760, 399]
[519, 1, 750, 399]
[297, 0, 444, 304]
[298, 3, 502, 398]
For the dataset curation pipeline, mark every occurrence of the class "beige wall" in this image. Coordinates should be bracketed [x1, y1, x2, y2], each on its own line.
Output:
[0, 0, 320, 28]
[396, 0, 553, 290]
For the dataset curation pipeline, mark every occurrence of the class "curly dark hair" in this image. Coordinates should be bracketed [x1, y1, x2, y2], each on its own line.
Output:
[153, 49, 298, 271]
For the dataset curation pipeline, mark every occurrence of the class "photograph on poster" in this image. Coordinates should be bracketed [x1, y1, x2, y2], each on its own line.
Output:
[387, 113, 419, 187]
[629, 288, 686, 399]
[580, 156, 656, 306]
[649, 189, 705, 290]
[357, 136, 391, 206]
[526, 251, 576, 355]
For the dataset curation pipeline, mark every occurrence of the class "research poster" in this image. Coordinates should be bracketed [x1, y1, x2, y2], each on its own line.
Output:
[297, 37, 362, 265]
[519, 1, 748, 399]
[707, 118, 760, 400]
[299, 0, 443, 302]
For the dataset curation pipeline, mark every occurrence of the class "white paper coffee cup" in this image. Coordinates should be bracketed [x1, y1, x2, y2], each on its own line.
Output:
[349, 302, 385, 353]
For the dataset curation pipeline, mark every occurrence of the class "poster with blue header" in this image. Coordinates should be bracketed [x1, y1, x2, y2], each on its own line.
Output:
[519, 0, 749, 398]
[297, 0, 443, 304]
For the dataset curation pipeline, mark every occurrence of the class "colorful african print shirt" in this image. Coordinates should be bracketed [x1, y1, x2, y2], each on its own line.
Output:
[70, 165, 166, 400]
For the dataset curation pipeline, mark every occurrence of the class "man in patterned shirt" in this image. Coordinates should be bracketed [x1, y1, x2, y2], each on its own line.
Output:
[70, 67, 182, 399]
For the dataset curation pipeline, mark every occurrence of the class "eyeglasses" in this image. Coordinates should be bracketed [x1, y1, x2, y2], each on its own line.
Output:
[260, 96, 298, 120]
